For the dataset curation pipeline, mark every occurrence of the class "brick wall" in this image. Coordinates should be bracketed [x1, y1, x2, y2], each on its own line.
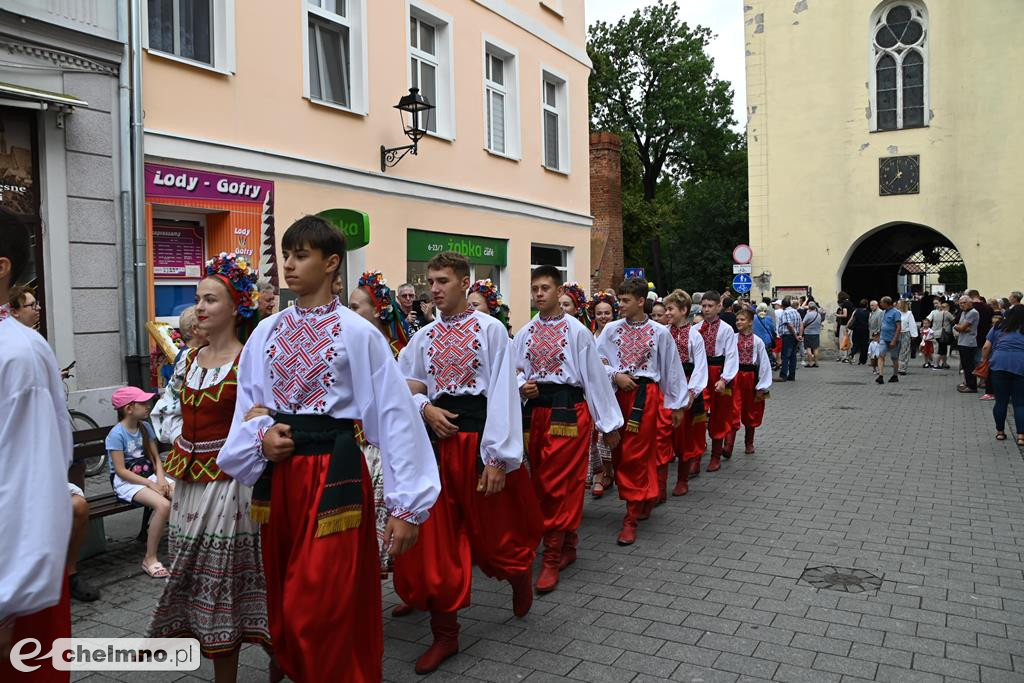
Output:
[589, 132, 623, 293]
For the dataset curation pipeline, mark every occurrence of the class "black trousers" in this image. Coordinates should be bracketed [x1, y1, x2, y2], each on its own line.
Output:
[852, 329, 869, 365]
[958, 345, 978, 391]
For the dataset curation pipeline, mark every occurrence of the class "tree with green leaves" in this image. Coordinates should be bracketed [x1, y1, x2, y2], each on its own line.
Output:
[589, 0, 742, 292]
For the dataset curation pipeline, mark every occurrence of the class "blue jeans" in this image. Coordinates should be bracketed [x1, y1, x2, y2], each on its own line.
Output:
[990, 370, 1024, 435]
[780, 335, 798, 380]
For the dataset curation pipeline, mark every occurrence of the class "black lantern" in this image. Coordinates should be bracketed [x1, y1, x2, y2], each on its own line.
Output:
[380, 87, 435, 172]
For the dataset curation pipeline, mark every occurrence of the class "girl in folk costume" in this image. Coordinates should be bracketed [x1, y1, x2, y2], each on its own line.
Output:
[216, 217, 440, 683]
[589, 291, 619, 497]
[349, 270, 412, 575]
[729, 310, 773, 454]
[596, 279, 686, 546]
[148, 252, 271, 681]
[394, 252, 543, 675]
[468, 278, 511, 334]
[559, 281, 593, 330]
[514, 267, 622, 593]
[663, 290, 709, 497]
[695, 291, 739, 474]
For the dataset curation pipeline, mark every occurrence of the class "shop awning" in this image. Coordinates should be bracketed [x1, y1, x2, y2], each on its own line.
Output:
[0, 81, 87, 111]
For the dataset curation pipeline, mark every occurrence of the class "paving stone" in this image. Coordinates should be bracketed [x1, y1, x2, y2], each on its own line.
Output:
[812, 652, 878, 679]
[912, 653, 980, 680]
[712, 652, 779, 679]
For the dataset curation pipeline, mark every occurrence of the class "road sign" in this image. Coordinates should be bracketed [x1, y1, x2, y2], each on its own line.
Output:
[732, 244, 753, 264]
[625, 268, 646, 280]
[732, 273, 753, 293]
[732, 264, 752, 275]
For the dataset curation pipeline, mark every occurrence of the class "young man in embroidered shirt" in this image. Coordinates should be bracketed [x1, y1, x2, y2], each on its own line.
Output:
[597, 278, 687, 546]
[216, 216, 440, 683]
[513, 266, 623, 593]
[729, 309, 773, 455]
[695, 290, 739, 474]
[393, 251, 543, 674]
[0, 214, 73, 681]
[663, 290, 709, 497]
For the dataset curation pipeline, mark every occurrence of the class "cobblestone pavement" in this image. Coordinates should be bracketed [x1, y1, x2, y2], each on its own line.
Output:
[70, 359, 1024, 682]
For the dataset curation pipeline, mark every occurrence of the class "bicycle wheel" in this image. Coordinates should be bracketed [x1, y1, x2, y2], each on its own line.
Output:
[69, 410, 106, 477]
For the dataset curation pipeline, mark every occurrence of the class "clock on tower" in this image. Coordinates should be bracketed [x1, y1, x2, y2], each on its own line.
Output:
[879, 155, 920, 196]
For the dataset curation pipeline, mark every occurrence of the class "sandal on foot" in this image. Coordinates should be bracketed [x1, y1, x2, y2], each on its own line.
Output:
[1018, 435, 1024, 447]
[996, 432, 1007, 441]
[141, 561, 169, 578]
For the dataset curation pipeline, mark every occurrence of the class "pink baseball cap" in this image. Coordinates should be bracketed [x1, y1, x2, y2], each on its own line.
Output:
[111, 386, 156, 409]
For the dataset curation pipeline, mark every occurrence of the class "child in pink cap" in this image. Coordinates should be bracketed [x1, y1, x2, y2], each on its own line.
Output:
[105, 386, 175, 577]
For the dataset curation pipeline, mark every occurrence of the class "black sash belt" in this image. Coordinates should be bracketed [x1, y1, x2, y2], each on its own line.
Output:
[626, 377, 656, 433]
[682, 362, 695, 375]
[523, 383, 584, 447]
[251, 415, 361, 538]
[739, 363, 759, 373]
[707, 355, 725, 367]
[433, 394, 487, 474]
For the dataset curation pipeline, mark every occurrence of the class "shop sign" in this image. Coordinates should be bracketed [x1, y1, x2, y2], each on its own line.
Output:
[317, 208, 370, 250]
[153, 224, 206, 279]
[407, 230, 507, 266]
[145, 163, 273, 202]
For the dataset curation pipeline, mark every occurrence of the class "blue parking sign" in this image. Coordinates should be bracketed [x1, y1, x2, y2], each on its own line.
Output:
[625, 268, 646, 280]
[732, 274, 752, 293]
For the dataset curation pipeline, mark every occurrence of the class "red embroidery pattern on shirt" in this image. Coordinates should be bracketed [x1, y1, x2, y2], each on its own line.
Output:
[670, 324, 690, 364]
[526, 320, 568, 378]
[428, 316, 481, 392]
[700, 318, 721, 356]
[615, 321, 656, 373]
[0, 304, 9, 322]
[266, 309, 341, 414]
[737, 333, 755, 364]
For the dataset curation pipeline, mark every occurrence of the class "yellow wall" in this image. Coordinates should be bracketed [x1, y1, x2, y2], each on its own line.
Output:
[745, 0, 1023, 310]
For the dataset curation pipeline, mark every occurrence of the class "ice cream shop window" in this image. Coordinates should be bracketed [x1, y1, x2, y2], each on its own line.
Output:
[152, 220, 205, 323]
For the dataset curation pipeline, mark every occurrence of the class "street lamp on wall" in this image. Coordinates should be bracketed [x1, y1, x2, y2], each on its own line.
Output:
[380, 87, 435, 173]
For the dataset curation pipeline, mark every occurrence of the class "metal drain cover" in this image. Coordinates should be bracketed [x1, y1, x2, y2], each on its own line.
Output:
[800, 566, 883, 593]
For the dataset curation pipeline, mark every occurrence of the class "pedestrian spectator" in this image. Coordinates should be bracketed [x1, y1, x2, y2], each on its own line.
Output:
[396, 282, 426, 335]
[7, 284, 40, 329]
[849, 299, 871, 365]
[876, 296, 902, 384]
[927, 300, 954, 369]
[777, 297, 802, 382]
[651, 300, 669, 326]
[753, 302, 778, 369]
[979, 306, 1024, 445]
[954, 295, 981, 394]
[257, 277, 277, 318]
[801, 301, 822, 367]
[1009, 291, 1022, 310]
[919, 318, 936, 368]
[868, 300, 883, 373]
[106, 387, 175, 578]
[969, 290, 995, 396]
[897, 299, 918, 375]
[835, 293, 853, 363]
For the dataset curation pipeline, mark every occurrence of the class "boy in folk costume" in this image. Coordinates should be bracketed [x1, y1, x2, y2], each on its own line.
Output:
[514, 267, 623, 593]
[730, 309, 773, 454]
[694, 290, 739, 474]
[393, 251, 543, 674]
[663, 290, 709, 496]
[0, 214, 73, 682]
[217, 217, 440, 683]
[597, 279, 686, 546]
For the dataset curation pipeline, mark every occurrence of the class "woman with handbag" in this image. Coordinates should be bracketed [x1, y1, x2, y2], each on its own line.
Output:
[978, 306, 1024, 445]
[927, 301, 954, 369]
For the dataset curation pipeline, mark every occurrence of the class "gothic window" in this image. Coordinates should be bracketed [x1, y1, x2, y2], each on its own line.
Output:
[871, 2, 928, 131]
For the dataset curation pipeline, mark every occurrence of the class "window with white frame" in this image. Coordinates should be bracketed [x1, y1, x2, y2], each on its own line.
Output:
[541, 70, 569, 172]
[146, 0, 235, 72]
[306, 0, 367, 114]
[484, 40, 519, 157]
[531, 244, 569, 281]
[409, 4, 454, 138]
[871, 2, 928, 131]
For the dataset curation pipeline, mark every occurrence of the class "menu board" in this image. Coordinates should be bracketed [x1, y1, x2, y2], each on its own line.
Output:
[153, 224, 205, 279]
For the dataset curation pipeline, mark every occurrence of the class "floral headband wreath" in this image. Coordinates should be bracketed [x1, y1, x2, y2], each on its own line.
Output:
[358, 270, 410, 346]
[205, 252, 259, 320]
[469, 279, 509, 326]
[560, 281, 592, 327]
[589, 291, 619, 330]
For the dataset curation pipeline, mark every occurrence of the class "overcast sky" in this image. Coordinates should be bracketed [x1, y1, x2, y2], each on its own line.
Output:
[584, 0, 746, 128]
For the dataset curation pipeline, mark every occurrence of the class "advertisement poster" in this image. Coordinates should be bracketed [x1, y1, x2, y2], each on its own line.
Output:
[152, 224, 206, 279]
[0, 111, 35, 218]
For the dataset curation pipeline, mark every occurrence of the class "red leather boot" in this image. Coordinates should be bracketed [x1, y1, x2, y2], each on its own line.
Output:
[672, 458, 689, 496]
[723, 430, 736, 459]
[744, 427, 756, 454]
[617, 502, 641, 545]
[688, 455, 701, 479]
[415, 611, 460, 674]
[656, 464, 669, 504]
[707, 439, 722, 472]
[510, 567, 534, 617]
[535, 531, 565, 593]
[560, 531, 578, 569]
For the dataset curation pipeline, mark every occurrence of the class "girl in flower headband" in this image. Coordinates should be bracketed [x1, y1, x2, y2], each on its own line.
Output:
[204, 251, 260, 340]
[559, 282, 592, 330]
[468, 278, 510, 331]
[350, 270, 411, 359]
[589, 291, 619, 336]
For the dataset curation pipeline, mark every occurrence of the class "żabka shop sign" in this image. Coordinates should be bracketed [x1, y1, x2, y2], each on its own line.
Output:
[407, 230, 507, 266]
[145, 163, 273, 203]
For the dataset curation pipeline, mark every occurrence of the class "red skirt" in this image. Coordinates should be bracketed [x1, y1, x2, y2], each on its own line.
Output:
[0, 578, 71, 683]
[393, 431, 542, 614]
[612, 383, 662, 502]
[732, 370, 766, 429]
[703, 364, 735, 440]
[526, 402, 594, 533]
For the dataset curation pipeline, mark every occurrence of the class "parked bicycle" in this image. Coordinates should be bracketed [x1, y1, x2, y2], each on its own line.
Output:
[63, 361, 106, 477]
